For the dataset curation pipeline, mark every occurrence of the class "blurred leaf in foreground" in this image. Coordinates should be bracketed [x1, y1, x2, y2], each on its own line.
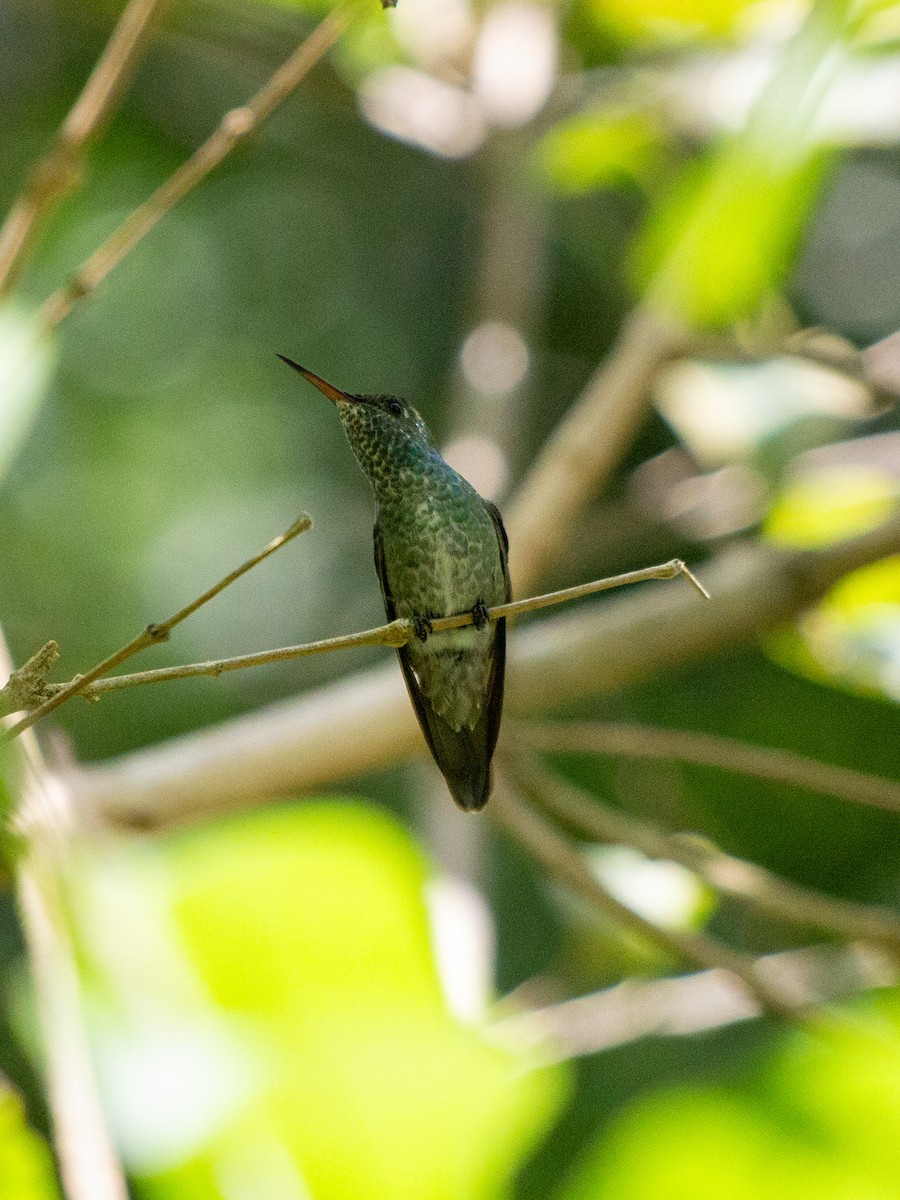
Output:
[0, 307, 55, 487]
[72, 802, 568, 1200]
[635, 0, 866, 327]
[555, 995, 900, 1200]
[538, 111, 663, 195]
[0, 1083, 59, 1200]
[764, 461, 900, 699]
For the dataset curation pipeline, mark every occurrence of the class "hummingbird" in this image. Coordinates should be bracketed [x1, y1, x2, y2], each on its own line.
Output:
[279, 357, 511, 811]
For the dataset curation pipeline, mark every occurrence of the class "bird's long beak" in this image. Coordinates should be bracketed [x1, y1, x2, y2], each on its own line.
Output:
[277, 356, 354, 404]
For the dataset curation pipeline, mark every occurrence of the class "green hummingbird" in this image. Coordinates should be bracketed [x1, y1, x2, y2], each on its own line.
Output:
[279, 357, 511, 811]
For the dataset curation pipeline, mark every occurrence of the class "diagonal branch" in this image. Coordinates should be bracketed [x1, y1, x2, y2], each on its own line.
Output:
[505, 306, 688, 594]
[39, 2, 358, 330]
[0, 0, 171, 299]
[489, 782, 807, 1022]
[503, 745, 900, 954]
[519, 720, 900, 816]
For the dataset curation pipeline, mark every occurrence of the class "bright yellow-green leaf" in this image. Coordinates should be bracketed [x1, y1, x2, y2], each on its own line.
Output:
[72, 802, 569, 1199]
[0, 1087, 60, 1200]
[538, 112, 662, 194]
[168, 802, 444, 1018]
[771, 1011, 900, 1183]
[592, 0, 762, 41]
[556, 999, 900, 1200]
[634, 0, 860, 327]
[637, 142, 831, 327]
[764, 466, 897, 547]
[265, 1009, 565, 1200]
[0, 306, 55, 485]
[763, 465, 900, 698]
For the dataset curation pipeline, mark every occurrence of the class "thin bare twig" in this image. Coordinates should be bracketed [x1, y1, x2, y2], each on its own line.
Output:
[0, 0, 171, 298]
[519, 720, 900, 817]
[2, 514, 312, 738]
[22, 558, 706, 711]
[504, 745, 900, 954]
[489, 783, 807, 1022]
[39, 2, 358, 330]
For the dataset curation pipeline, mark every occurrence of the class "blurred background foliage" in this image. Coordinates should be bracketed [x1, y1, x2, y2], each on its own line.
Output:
[0, 0, 900, 1195]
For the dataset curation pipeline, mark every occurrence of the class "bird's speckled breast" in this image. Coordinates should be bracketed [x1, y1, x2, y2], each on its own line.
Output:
[377, 465, 506, 731]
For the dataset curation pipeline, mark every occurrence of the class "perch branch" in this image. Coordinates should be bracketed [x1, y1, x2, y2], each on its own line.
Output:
[39, 2, 357, 329]
[519, 720, 900, 817]
[24, 559, 706, 707]
[503, 745, 900, 954]
[489, 784, 807, 1022]
[64, 513, 900, 832]
[2, 515, 312, 737]
[0, 0, 170, 298]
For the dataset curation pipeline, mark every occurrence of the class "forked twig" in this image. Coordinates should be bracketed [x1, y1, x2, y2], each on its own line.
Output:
[0, 0, 171, 298]
[495, 944, 896, 1063]
[39, 2, 358, 329]
[3, 515, 312, 738]
[489, 782, 807, 1022]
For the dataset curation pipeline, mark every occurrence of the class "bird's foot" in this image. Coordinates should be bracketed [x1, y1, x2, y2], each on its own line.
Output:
[412, 614, 434, 642]
[471, 599, 491, 630]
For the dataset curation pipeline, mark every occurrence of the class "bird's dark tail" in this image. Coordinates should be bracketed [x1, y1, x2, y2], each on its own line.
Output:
[394, 658, 500, 812]
[442, 759, 493, 813]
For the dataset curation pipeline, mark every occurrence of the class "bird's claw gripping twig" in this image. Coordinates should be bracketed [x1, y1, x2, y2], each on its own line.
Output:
[412, 614, 434, 642]
[471, 599, 490, 630]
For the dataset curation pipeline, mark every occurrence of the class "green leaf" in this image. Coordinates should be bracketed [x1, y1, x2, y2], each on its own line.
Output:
[634, 0, 861, 327]
[538, 112, 663, 195]
[555, 997, 900, 1200]
[588, 0, 763, 42]
[763, 465, 900, 699]
[765, 465, 897, 548]
[168, 801, 445, 1019]
[72, 802, 569, 1199]
[0, 307, 56, 486]
[0, 1085, 60, 1200]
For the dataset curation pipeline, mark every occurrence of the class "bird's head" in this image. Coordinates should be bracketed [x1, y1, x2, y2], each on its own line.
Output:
[278, 356, 439, 492]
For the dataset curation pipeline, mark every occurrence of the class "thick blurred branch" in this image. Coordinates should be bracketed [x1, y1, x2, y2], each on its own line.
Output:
[3, 644, 127, 1200]
[2, 515, 312, 737]
[63, 513, 900, 832]
[39, 2, 357, 329]
[506, 306, 688, 593]
[0, 0, 170, 299]
[497, 943, 896, 1063]
[519, 721, 900, 816]
[504, 746, 900, 953]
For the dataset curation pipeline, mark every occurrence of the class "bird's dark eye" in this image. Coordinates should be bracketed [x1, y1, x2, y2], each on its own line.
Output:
[387, 399, 403, 417]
